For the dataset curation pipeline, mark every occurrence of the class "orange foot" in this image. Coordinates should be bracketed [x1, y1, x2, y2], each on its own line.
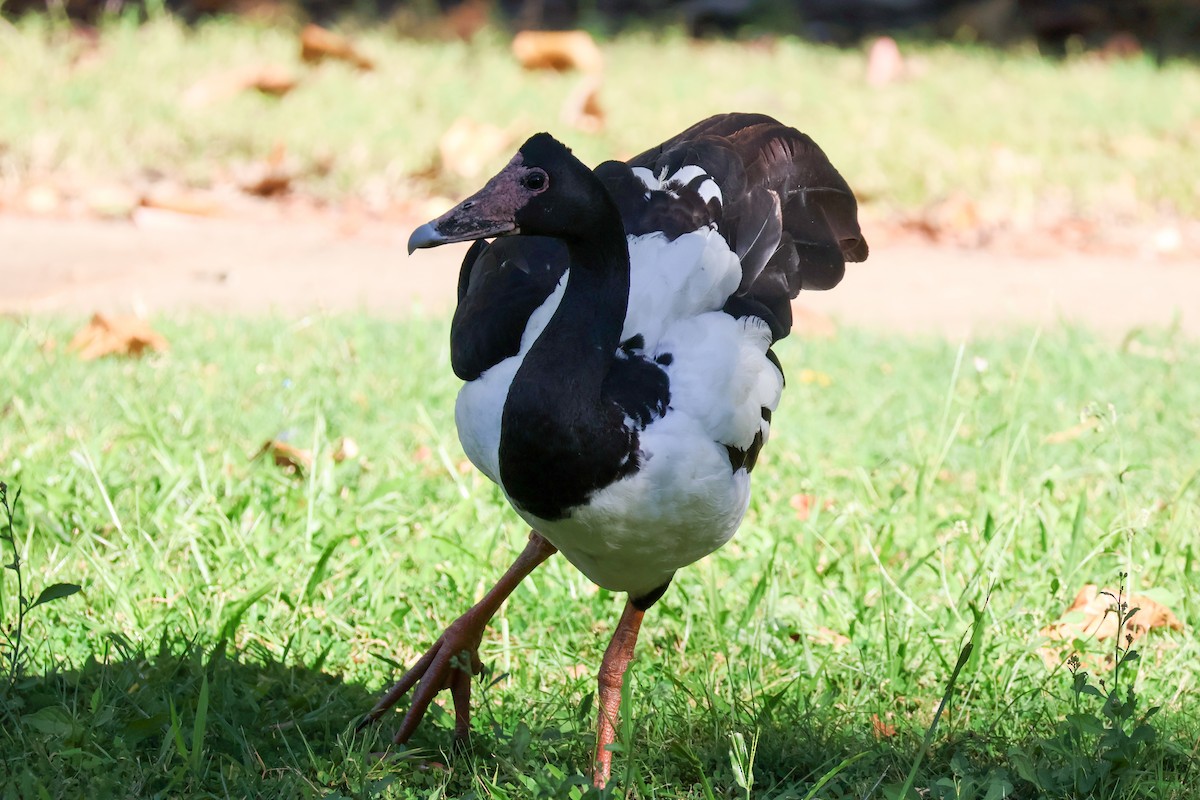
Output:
[358, 531, 557, 744]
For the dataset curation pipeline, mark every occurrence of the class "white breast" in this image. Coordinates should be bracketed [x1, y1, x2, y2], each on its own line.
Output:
[455, 228, 784, 597]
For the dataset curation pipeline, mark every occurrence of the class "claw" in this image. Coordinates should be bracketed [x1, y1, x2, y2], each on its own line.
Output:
[392, 622, 484, 744]
[359, 532, 557, 745]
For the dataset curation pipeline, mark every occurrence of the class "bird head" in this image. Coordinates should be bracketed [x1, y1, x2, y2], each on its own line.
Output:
[408, 133, 605, 253]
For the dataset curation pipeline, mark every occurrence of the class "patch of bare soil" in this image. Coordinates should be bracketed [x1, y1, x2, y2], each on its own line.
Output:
[2, 211, 1197, 340]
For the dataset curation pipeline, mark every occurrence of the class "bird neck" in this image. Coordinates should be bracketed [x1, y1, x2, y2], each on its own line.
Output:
[498, 197, 634, 520]
[539, 230, 631, 384]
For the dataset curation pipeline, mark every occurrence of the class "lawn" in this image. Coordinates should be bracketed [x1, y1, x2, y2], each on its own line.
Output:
[2, 16, 1200, 218]
[1, 315, 1197, 798]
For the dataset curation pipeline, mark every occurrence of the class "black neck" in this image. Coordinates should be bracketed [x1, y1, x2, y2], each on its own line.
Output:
[498, 201, 635, 520]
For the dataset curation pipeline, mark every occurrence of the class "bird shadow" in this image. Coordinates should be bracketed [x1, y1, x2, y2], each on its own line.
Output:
[0, 630, 893, 798]
[0, 634, 439, 796]
[21, 631, 1190, 799]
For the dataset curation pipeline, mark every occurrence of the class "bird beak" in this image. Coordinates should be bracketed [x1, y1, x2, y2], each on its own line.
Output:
[407, 161, 524, 254]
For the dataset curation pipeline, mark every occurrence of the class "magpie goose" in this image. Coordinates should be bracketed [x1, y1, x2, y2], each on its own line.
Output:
[360, 113, 868, 786]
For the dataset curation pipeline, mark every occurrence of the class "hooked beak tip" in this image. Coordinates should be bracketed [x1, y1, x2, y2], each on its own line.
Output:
[407, 222, 444, 254]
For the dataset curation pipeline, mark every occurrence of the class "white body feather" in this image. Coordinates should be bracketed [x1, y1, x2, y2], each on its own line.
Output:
[455, 173, 784, 597]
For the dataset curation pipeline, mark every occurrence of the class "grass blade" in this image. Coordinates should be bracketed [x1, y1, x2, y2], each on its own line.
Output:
[191, 672, 210, 773]
[897, 641, 974, 798]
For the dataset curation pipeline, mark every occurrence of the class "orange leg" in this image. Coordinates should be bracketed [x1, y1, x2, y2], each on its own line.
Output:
[358, 531, 558, 744]
[593, 599, 645, 789]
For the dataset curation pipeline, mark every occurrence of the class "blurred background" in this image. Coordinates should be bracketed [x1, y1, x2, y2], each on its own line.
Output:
[5, 0, 1200, 55]
[1, 0, 1198, 331]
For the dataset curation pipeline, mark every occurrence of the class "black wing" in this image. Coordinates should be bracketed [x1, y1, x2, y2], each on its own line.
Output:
[605, 112, 868, 341]
[450, 236, 568, 381]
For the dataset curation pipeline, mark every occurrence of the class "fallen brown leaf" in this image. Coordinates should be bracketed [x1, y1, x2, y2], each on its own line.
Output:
[790, 493, 816, 520]
[1044, 417, 1101, 444]
[140, 188, 224, 218]
[788, 626, 850, 647]
[927, 192, 981, 239]
[254, 439, 313, 474]
[814, 626, 851, 648]
[1038, 584, 1184, 668]
[437, 118, 514, 180]
[561, 73, 605, 133]
[300, 24, 374, 70]
[182, 64, 299, 109]
[68, 313, 169, 360]
[237, 142, 296, 197]
[871, 713, 898, 739]
[511, 30, 603, 74]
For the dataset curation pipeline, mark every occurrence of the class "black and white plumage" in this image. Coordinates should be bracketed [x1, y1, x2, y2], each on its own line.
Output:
[446, 113, 865, 599]
[364, 113, 867, 786]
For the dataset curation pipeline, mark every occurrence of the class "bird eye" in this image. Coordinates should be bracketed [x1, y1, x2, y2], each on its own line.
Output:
[522, 171, 547, 191]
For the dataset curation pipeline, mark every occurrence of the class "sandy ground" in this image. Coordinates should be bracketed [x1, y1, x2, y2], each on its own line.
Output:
[2, 213, 1197, 339]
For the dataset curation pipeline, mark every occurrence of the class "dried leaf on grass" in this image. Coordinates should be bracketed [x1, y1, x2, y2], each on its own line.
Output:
[139, 188, 224, 218]
[1044, 417, 1101, 444]
[790, 493, 816, 520]
[893, 193, 985, 248]
[926, 193, 981, 239]
[787, 626, 849, 648]
[1038, 584, 1184, 668]
[871, 713, 898, 739]
[300, 24, 374, 70]
[814, 627, 850, 647]
[68, 313, 168, 360]
[437, 118, 514, 180]
[561, 74, 605, 133]
[182, 64, 299, 109]
[511, 30, 603, 74]
[254, 440, 313, 474]
[236, 142, 297, 197]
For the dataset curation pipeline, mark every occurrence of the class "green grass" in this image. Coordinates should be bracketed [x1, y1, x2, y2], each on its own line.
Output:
[1, 16, 1199, 217]
[1, 314, 1197, 797]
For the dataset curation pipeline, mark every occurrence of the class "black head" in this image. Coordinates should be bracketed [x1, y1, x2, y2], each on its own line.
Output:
[408, 133, 615, 253]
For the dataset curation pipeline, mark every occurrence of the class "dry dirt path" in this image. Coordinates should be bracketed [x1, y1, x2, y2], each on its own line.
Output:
[2, 214, 1197, 340]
